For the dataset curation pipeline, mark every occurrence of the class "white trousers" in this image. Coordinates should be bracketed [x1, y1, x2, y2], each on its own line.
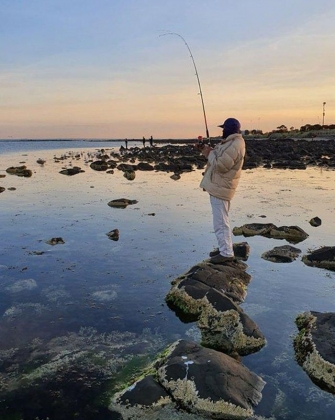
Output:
[210, 195, 234, 257]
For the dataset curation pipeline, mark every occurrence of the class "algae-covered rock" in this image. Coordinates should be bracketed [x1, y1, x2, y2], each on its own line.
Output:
[261, 245, 301, 263]
[157, 340, 265, 418]
[302, 246, 335, 271]
[294, 311, 335, 394]
[110, 340, 266, 419]
[166, 268, 265, 356]
[169, 261, 251, 304]
[233, 223, 276, 237]
[233, 223, 308, 244]
[198, 303, 266, 356]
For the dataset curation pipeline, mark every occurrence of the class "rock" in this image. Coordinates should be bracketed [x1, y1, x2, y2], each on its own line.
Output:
[0, 174, 6, 178]
[302, 246, 335, 271]
[170, 173, 181, 180]
[117, 163, 137, 172]
[59, 167, 84, 176]
[46, 237, 65, 245]
[90, 160, 108, 171]
[158, 340, 265, 416]
[136, 162, 154, 171]
[111, 340, 266, 419]
[197, 290, 266, 355]
[269, 225, 309, 243]
[233, 242, 250, 260]
[36, 158, 46, 165]
[0, 187, 5, 193]
[170, 262, 251, 304]
[6, 166, 33, 177]
[309, 216, 322, 227]
[107, 198, 138, 208]
[166, 263, 266, 356]
[7, 187, 16, 191]
[123, 170, 136, 180]
[106, 229, 119, 241]
[294, 311, 335, 393]
[233, 223, 277, 237]
[233, 223, 308, 244]
[261, 245, 301, 263]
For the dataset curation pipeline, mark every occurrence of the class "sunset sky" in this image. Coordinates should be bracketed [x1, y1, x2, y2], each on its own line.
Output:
[1, 0, 335, 139]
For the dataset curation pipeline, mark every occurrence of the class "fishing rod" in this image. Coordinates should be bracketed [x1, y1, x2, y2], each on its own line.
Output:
[160, 32, 210, 139]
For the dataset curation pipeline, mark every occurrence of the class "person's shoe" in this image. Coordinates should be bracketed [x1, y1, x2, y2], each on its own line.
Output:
[209, 248, 220, 257]
[209, 254, 234, 264]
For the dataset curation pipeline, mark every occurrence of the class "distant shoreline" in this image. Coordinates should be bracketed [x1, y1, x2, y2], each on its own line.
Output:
[0, 138, 198, 144]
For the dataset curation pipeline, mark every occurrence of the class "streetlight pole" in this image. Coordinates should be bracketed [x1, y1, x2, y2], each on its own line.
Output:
[322, 102, 326, 126]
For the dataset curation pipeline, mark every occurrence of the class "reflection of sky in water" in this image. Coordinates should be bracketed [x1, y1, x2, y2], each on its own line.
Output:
[1, 141, 335, 419]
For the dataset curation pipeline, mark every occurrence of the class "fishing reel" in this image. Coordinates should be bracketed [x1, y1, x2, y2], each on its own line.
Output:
[196, 136, 210, 149]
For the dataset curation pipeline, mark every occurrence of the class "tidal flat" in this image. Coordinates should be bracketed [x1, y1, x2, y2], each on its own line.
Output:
[1, 140, 335, 419]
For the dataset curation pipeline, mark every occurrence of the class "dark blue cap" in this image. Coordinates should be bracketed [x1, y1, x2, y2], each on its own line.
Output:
[218, 118, 241, 132]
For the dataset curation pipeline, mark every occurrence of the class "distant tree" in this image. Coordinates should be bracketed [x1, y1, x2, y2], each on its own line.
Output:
[300, 124, 311, 132]
[244, 129, 250, 135]
[277, 125, 288, 132]
[290, 126, 295, 131]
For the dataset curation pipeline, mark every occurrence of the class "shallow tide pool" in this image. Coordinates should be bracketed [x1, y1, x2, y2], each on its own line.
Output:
[1, 141, 335, 419]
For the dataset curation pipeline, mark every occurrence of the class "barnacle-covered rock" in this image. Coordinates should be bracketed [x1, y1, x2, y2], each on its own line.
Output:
[294, 311, 335, 393]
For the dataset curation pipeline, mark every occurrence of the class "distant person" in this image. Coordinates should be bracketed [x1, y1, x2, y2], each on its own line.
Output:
[150, 135, 153, 146]
[142, 136, 146, 147]
[125, 138, 128, 149]
[196, 118, 245, 264]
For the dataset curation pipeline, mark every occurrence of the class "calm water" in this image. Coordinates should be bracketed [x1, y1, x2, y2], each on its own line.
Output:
[1, 140, 335, 419]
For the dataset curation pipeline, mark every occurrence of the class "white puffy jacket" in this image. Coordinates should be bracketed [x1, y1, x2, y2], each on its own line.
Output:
[200, 133, 245, 201]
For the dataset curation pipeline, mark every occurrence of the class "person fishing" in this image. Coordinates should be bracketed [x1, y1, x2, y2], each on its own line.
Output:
[197, 118, 245, 264]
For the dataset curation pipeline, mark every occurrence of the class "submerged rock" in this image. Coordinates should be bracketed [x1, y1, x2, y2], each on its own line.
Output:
[233, 223, 308, 244]
[294, 311, 335, 394]
[261, 245, 302, 263]
[46, 237, 65, 245]
[302, 246, 335, 271]
[110, 340, 266, 419]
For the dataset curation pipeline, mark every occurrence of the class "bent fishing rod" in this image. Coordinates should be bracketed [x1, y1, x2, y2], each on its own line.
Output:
[160, 32, 210, 139]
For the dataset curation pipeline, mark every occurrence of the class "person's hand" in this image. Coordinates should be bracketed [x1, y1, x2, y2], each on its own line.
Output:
[201, 144, 212, 158]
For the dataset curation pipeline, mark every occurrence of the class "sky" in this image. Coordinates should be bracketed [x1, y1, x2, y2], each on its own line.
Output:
[1, 0, 335, 139]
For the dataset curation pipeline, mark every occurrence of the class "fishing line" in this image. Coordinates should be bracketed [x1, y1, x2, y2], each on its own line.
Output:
[160, 32, 210, 139]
